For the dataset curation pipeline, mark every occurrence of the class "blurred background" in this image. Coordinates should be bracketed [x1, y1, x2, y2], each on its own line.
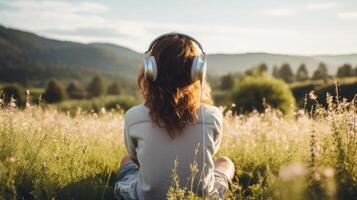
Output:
[0, 0, 356, 113]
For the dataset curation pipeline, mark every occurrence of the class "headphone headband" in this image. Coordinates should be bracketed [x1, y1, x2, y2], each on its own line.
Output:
[144, 32, 207, 83]
[145, 32, 206, 56]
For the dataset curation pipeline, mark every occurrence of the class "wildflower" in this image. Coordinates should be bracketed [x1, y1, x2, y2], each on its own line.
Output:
[309, 90, 317, 101]
[279, 163, 307, 181]
[9, 97, 17, 109]
[322, 167, 335, 178]
[9, 156, 17, 163]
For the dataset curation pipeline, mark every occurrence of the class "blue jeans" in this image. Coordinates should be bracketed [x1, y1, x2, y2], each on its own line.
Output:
[113, 161, 229, 200]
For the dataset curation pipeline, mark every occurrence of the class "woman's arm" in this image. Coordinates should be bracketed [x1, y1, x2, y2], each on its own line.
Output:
[124, 118, 140, 166]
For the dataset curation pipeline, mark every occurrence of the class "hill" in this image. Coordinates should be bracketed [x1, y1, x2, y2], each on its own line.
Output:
[1, 25, 357, 86]
[0, 25, 141, 86]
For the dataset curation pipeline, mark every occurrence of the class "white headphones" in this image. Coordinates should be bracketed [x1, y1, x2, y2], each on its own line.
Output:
[143, 32, 207, 83]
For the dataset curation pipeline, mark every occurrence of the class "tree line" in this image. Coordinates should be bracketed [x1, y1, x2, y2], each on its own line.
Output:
[43, 75, 122, 103]
[220, 62, 357, 90]
[272, 62, 357, 83]
[0, 75, 122, 107]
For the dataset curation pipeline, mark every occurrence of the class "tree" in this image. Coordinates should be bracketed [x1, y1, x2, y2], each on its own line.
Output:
[43, 80, 67, 103]
[312, 62, 328, 80]
[67, 81, 86, 99]
[257, 63, 268, 73]
[230, 76, 295, 114]
[107, 82, 121, 95]
[219, 73, 235, 90]
[246, 63, 268, 77]
[337, 64, 354, 77]
[1, 84, 25, 107]
[296, 64, 309, 81]
[87, 75, 106, 98]
[272, 65, 280, 78]
[279, 63, 294, 83]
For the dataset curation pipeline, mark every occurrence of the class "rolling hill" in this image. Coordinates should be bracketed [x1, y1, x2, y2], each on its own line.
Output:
[0, 25, 142, 86]
[0, 25, 356, 86]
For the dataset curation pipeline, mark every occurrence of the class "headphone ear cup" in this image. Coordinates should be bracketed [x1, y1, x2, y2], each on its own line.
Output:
[191, 56, 206, 83]
[144, 56, 158, 81]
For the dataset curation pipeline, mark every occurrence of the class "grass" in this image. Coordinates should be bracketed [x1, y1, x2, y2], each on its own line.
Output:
[0, 92, 356, 199]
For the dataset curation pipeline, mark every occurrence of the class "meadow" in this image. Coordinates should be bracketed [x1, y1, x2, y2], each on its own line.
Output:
[0, 92, 356, 200]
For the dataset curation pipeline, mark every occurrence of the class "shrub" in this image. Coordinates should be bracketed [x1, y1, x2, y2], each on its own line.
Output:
[1, 84, 25, 107]
[230, 76, 295, 114]
[43, 80, 67, 103]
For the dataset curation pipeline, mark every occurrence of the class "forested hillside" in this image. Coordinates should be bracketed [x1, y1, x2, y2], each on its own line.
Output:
[0, 25, 141, 86]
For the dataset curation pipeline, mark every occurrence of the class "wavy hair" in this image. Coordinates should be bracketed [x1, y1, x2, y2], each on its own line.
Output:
[138, 34, 213, 138]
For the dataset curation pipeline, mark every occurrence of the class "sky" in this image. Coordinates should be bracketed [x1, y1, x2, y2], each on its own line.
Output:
[0, 0, 357, 55]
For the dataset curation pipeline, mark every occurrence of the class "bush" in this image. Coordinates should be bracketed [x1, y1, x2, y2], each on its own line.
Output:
[1, 84, 25, 107]
[43, 80, 67, 103]
[230, 76, 295, 114]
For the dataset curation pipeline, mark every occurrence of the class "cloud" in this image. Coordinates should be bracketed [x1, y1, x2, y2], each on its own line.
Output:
[0, 0, 301, 53]
[4, 1, 109, 14]
[264, 8, 295, 16]
[306, 2, 337, 10]
[338, 12, 357, 20]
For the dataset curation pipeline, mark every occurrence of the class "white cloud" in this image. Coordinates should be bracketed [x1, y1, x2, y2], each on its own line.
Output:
[338, 12, 357, 20]
[1, 0, 357, 54]
[264, 8, 295, 16]
[307, 2, 337, 10]
[0, 0, 300, 53]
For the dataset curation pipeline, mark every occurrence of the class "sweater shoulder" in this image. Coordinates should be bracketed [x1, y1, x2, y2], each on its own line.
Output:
[124, 104, 150, 127]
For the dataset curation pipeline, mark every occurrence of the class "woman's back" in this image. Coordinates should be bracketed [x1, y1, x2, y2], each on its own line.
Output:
[124, 104, 223, 199]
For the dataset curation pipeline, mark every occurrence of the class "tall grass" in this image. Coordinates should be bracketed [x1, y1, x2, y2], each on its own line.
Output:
[0, 103, 125, 199]
[0, 91, 356, 199]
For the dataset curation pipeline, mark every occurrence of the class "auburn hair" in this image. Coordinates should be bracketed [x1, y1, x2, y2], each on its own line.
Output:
[138, 34, 213, 138]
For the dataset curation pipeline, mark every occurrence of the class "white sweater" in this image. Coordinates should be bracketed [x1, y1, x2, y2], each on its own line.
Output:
[124, 104, 223, 199]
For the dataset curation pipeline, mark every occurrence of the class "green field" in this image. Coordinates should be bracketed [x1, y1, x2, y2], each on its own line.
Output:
[1, 94, 356, 200]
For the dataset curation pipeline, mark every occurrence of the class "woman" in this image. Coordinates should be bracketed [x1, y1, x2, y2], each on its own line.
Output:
[114, 33, 235, 200]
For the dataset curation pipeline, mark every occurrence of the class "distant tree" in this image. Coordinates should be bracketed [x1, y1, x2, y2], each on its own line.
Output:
[279, 63, 294, 83]
[43, 80, 67, 103]
[1, 84, 25, 107]
[296, 64, 309, 81]
[107, 82, 121, 95]
[67, 81, 86, 99]
[337, 64, 354, 77]
[87, 75, 106, 98]
[257, 63, 268, 73]
[220, 73, 235, 90]
[312, 62, 328, 80]
[272, 65, 280, 78]
[246, 63, 268, 77]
